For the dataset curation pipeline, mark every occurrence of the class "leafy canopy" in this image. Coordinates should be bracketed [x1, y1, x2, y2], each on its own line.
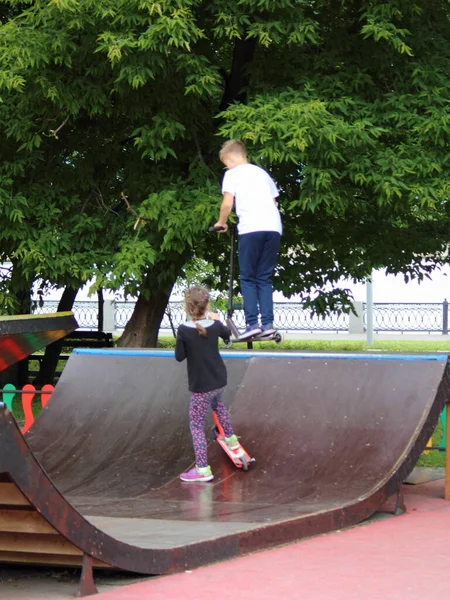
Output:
[0, 0, 449, 323]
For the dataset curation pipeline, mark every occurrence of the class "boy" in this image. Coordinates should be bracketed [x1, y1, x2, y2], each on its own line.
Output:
[214, 139, 282, 341]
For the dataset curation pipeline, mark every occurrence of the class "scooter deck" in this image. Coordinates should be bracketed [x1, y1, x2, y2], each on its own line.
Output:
[226, 313, 283, 344]
[234, 331, 284, 344]
[212, 411, 255, 471]
[216, 436, 255, 470]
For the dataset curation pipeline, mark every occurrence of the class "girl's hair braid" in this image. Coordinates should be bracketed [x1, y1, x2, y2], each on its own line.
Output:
[185, 286, 210, 337]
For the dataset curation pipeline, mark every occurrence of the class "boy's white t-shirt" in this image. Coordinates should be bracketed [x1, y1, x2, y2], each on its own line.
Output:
[221, 163, 282, 235]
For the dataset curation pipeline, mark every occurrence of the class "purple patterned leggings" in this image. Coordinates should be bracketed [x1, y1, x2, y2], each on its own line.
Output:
[189, 387, 234, 468]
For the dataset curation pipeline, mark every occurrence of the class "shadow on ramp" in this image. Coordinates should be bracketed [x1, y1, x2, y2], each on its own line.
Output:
[0, 350, 448, 583]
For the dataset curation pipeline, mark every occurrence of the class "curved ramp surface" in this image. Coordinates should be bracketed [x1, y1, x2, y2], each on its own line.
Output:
[0, 350, 448, 574]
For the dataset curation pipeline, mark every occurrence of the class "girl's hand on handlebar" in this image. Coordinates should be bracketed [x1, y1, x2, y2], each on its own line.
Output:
[208, 311, 221, 320]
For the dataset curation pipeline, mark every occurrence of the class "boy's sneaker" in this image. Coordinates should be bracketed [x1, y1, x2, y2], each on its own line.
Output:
[180, 465, 214, 482]
[224, 434, 240, 450]
[255, 323, 276, 338]
[238, 325, 262, 341]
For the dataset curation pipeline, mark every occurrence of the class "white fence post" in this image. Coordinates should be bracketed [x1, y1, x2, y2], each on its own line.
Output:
[366, 277, 374, 346]
[348, 301, 364, 334]
[103, 300, 116, 333]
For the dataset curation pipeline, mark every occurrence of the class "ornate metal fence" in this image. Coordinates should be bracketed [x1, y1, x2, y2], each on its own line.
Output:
[31, 299, 450, 334]
[115, 301, 349, 332]
[115, 302, 136, 329]
[363, 302, 446, 333]
[32, 300, 99, 330]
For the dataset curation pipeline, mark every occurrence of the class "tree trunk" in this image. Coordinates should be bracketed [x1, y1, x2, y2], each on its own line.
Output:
[219, 38, 256, 111]
[117, 288, 170, 348]
[116, 252, 189, 348]
[33, 286, 79, 387]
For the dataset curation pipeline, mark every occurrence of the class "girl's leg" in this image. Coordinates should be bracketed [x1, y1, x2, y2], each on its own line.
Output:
[189, 391, 212, 468]
[210, 389, 234, 438]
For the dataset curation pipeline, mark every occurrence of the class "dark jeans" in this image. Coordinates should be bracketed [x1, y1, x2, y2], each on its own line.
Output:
[238, 231, 281, 327]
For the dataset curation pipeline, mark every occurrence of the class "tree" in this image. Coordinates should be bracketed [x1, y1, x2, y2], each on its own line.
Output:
[0, 0, 449, 347]
[0, 0, 227, 344]
[218, 0, 450, 310]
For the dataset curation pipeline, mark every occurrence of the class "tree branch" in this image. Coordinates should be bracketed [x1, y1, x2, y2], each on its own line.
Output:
[49, 115, 69, 138]
[121, 192, 148, 230]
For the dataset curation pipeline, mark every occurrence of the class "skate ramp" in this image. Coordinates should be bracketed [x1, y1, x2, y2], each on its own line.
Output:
[0, 349, 448, 575]
[0, 312, 77, 372]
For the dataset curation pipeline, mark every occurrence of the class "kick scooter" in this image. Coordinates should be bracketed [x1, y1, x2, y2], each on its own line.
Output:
[208, 225, 283, 344]
[212, 410, 255, 471]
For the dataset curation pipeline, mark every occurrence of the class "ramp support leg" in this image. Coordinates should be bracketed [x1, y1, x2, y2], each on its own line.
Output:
[380, 487, 406, 515]
[77, 554, 98, 597]
[393, 487, 406, 516]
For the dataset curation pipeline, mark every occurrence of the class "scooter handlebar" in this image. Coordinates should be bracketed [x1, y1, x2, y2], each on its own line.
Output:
[208, 225, 227, 233]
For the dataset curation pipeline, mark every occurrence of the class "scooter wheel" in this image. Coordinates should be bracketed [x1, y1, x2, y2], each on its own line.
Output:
[240, 455, 249, 471]
[274, 332, 284, 345]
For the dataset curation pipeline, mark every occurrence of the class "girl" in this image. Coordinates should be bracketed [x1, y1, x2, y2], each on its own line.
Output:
[175, 286, 240, 482]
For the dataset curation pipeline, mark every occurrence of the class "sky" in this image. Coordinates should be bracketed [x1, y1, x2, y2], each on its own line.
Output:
[273, 266, 450, 304]
[344, 267, 450, 304]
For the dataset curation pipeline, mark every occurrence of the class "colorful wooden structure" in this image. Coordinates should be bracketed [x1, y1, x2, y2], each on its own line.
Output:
[0, 312, 77, 373]
[1, 384, 55, 433]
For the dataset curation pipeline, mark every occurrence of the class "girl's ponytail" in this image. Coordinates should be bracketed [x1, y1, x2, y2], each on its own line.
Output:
[194, 322, 208, 338]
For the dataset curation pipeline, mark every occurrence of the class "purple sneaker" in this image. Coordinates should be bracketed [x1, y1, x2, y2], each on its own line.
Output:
[180, 466, 214, 482]
[255, 325, 276, 339]
[238, 325, 262, 341]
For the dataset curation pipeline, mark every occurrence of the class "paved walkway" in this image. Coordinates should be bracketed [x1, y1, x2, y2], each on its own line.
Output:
[95, 479, 450, 600]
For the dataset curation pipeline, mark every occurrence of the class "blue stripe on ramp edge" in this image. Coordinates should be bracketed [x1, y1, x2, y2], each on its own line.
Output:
[73, 348, 448, 361]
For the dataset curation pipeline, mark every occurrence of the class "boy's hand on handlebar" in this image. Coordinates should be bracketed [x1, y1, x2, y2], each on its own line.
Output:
[213, 222, 228, 233]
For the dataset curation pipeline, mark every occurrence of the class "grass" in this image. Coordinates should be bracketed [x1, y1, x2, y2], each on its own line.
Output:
[158, 336, 450, 353]
[417, 450, 446, 468]
[417, 419, 446, 467]
[11, 395, 26, 423]
[28, 357, 67, 373]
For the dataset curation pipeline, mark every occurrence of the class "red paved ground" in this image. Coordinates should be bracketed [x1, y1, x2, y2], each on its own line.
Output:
[96, 480, 450, 600]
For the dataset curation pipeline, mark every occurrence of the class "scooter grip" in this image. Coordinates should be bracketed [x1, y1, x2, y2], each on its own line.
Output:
[208, 225, 226, 233]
